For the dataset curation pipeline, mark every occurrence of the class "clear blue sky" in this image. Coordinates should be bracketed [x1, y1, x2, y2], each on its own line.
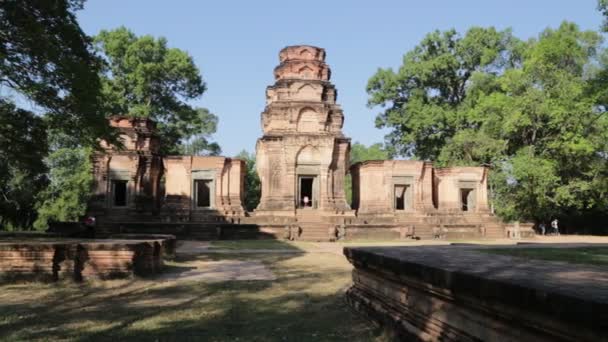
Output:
[78, 0, 603, 157]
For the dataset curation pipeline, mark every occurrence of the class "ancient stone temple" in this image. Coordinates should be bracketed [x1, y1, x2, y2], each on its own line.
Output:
[88, 116, 246, 230]
[254, 46, 352, 224]
[85, 45, 520, 241]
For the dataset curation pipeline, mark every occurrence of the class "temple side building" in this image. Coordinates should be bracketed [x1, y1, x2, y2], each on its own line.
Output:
[88, 116, 246, 227]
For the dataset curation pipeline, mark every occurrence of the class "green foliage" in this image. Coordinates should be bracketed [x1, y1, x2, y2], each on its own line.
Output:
[178, 108, 221, 156]
[368, 22, 608, 223]
[235, 150, 260, 211]
[94, 27, 219, 154]
[0, 1, 112, 230]
[345, 142, 391, 205]
[350, 142, 391, 164]
[367, 27, 518, 160]
[0, 101, 48, 229]
[34, 148, 93, 230]
[0, 0, 110, 145]
[599, 0, 608, 32]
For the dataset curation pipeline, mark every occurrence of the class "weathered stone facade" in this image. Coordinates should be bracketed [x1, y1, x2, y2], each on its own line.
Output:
[345, 246, 607, 341]
[88, 116, 245, 226]
[86, 45, 516, 240]
[350, 160, 504, 239]
[255, 45, 350, 216]
[351, 161, 491, 215]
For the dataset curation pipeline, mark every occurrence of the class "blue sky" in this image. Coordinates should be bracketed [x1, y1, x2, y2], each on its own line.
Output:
[78, 0, 603, 157]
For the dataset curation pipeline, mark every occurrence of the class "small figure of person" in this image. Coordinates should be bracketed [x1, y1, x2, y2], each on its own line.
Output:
[303, 195, 310, 207]
[551, 219, 560, 236]
[538, 222, 546, 236]
[83, 216, 96, 238]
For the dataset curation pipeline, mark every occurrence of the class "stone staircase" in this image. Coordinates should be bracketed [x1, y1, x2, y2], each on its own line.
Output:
[296, 210, 333, 241]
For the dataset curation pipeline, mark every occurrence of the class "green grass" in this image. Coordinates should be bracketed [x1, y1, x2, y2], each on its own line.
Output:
[209, 239, 308, 250]
[479, 247, 608, 266]
[0, 252, 385, 341]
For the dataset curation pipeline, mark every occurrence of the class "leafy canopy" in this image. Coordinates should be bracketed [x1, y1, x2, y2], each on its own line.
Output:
[0, 0, 109, 144]
[94, 27, 220, 155]
[368, 22, 608, 223]
[0, 101, 48, 229]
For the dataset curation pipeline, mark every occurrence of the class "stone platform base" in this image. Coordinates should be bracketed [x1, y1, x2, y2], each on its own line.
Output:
[0, 238, 171, 281]
[344, 246, 607, 342]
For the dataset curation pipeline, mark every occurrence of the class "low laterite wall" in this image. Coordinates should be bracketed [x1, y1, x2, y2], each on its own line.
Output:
[344, 246, 607, 342]
[0, 239, 167, 281]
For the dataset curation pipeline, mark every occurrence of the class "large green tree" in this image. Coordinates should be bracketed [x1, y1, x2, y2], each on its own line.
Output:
[0, 102, 48, 229]
[0, 1, 110, 229]
[34, 147, 93, 230]
[368, 23, 608, 228]
[94, 27, 220, 155]
[367, 27, 520, 160]
[0, 0, 109, 143]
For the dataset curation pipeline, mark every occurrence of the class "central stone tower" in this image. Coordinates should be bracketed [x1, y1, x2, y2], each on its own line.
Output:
[255, 45, 351, 217]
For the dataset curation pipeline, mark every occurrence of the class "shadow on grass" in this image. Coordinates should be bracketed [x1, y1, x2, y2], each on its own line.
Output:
[0, 252, 384, 341]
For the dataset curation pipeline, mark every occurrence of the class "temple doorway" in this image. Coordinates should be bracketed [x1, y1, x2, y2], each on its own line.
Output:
[394, 184, 411, 210]
[460, 188, 476, 212]
[298, 176, 317, 208]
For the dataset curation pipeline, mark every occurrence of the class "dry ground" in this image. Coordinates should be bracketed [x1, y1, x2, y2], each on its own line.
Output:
[2, 235, 607, 341]
[0, 246, 385, 342]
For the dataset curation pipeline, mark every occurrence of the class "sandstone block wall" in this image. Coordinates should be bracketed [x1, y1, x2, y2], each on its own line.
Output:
[88, 116, 246, 224]
[345, 246, 607, 341]
[0, 239, 168, 282]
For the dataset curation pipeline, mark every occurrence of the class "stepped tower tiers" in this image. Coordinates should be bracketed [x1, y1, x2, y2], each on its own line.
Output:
[255, 45, 352, 217]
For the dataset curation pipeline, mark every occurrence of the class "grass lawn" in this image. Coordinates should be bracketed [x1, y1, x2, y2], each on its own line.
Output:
[0, 252, 384, 341]
[209, 239, 309, 250]
[479, 247, 608, 266]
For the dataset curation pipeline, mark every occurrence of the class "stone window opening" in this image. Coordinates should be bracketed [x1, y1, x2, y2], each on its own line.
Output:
[112, 180, 128, 207]
[194, 179, 212, 208]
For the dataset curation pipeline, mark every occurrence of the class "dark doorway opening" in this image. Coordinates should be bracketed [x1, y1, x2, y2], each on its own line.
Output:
[195, 179, 212, 208]
[300, 177, 314, 207]
[394, 185, 406, 210]
[461, 189, 473, 211]
[112, 180, 127, 207]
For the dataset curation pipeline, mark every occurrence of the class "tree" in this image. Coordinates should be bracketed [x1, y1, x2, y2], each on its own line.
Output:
[94, 27, 219, 154]
[34, 147, 93, 230]
[368, 23, 608, 227]
[350, 142, 391, 164]
[235, 150, 260, 211]
[178, 108, 221, 156]
[0, 101, 48, 229]
[599, 0, 608, 32]
[0, 1, 114, 230]
[367, 27, 520, 160]
[0, 0, 109, 144]
[345, 142, 390, 205]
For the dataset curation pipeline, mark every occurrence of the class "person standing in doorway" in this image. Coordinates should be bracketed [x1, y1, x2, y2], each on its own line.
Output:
[551, 219, 560, 236]
[303, 196, 310, 207]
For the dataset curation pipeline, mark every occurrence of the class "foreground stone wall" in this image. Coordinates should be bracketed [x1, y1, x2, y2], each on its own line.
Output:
[0, 239, 167, 281]
[345, 246, 607, 341]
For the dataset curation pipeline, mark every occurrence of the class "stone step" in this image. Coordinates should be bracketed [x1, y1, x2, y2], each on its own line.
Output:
[298, 223, 333, 241]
